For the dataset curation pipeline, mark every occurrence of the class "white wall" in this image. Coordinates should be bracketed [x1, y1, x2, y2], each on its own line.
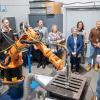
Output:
[0, 0, 30, 31]
[51, 0, 100, 4]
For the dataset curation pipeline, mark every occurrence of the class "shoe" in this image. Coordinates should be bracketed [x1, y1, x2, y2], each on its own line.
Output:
[75, 68, 80, 74]
[75, 71, 80, 75]
[98, 64, 100, 68]
[91, 95, 97, 100]
[37, 63, 42, 68]
[94, 64, 99, 71]
[71, 65, 75, 73]
[86, 64, 91, 72]
[42, 64, 46, 69]
[71, 69, 75, 73]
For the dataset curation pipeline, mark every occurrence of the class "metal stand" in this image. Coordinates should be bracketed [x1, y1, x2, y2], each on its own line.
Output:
[27, 47, 32, 73]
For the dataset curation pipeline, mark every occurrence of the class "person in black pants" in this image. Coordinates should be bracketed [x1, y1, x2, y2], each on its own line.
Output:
[0, 18, 16, 61]
[67, 27, 83, 73]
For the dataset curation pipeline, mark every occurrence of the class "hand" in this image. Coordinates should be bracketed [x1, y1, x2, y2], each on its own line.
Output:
[34, 45, 38, 50]
[72, 52, 76, 57]
[93, 43, 100, 48]
[4, 51, 7, 54]
[93, 43, 97, 47]
[84, 43, 87, 48]
[99, 43, 100, 48]
[96, 43, 100, 48]
[56, 40, 62, 43]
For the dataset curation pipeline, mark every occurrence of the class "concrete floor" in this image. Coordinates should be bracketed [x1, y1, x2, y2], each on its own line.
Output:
[23, 63, 99, 100]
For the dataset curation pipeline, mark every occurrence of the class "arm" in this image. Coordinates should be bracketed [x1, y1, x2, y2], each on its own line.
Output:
[89, 29, 96, 46]
[83, 30, 87, 45]
[56, 32, 65, 43]
[0, 29, 3, 40]
[0, 33, 2, 40]
[45, 27, 48, 42]
[48, 33, 56, 41]
[76, 36, 83, 54]
[82, 30, 87, 48]
[67, 36, 73, 54]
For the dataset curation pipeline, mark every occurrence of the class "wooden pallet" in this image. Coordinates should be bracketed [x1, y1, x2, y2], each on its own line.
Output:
[46, 72, 88, 100]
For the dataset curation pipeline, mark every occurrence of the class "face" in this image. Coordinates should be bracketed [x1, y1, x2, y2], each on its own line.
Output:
[78, 23, 83, 30]
[52, 25, 58, 33]
[38, 20, 43, 28]
[72, 28, 78, 36]
[2, 19, 10, 28]
[96, 21, 100, 29]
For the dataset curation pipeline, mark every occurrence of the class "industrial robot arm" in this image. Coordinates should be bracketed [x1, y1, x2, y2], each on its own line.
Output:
[0, 26, 65, 84]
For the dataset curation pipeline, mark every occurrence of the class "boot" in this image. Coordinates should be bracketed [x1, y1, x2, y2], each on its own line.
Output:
[86, 64, 91, 72]
[91, 95, 97, 100]
[94, 64, 99, 71]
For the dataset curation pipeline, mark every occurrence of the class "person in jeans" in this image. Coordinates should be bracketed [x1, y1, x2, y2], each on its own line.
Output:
[67, 27, 83, 73]
[86, 20, 100, 71]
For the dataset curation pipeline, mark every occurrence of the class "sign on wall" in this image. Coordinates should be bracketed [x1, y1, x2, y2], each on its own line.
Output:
[0, 5, 7, 12]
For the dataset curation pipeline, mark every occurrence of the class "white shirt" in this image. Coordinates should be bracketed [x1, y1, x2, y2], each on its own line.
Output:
[74, 36, 77, 52]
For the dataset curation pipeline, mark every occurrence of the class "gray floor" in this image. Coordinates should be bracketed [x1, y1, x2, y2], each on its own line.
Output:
[23, 63, 99, 100]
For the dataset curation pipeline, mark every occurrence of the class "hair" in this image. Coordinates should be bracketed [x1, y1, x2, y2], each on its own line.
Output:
[96, 20, 100, 24]
[20, 22, 24, 30]
[37, 19, 43, 23]
[77, 21, 84, 31]
[51, 24, 58, 33]
[71, 26, 77, 33]
[2, 17, 8, 23]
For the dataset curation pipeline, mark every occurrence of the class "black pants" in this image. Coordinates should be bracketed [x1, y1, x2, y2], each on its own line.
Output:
[70, 55, 80, 72]
[0, 52, 6, 61]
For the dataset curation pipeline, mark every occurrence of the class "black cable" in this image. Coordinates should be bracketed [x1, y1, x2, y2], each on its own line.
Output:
[1, 56, 11, 67]
[0, 30, 15, 44]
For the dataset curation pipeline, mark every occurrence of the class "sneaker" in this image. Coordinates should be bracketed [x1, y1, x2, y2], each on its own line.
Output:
[94, 64, 99, 71]
[86, 64, 91, 72]
[71, 69, 75, 73]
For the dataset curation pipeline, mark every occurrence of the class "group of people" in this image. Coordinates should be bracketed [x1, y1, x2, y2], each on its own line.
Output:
[68, 20, 100, 73]
[0, 18, 100, 73]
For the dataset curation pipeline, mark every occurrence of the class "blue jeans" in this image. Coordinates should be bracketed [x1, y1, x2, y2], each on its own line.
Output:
[96, 71, 100, 100]
[88, 45, 100, 64]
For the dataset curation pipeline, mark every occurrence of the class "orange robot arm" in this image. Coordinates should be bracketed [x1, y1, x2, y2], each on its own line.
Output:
[0, 27, 64, 70]
[25, 27, 64, 70]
